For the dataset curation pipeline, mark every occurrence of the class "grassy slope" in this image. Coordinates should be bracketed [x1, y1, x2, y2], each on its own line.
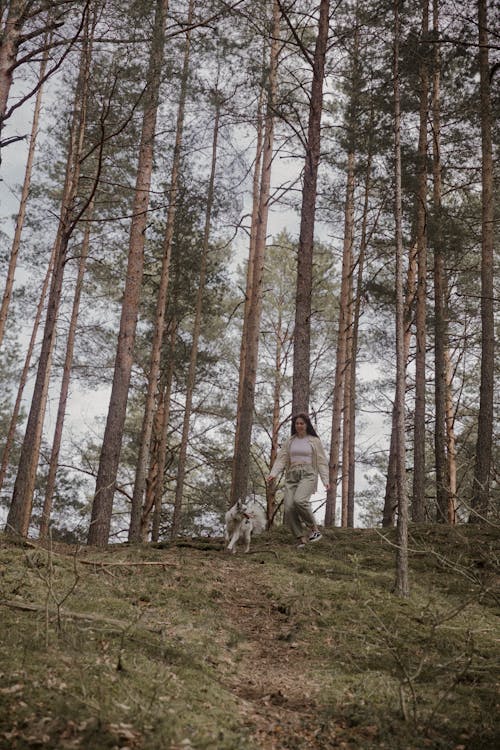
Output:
[0, 525, 498, 750]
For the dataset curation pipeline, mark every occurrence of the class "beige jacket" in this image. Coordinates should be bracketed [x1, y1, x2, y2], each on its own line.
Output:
[269, 435, 330, 492]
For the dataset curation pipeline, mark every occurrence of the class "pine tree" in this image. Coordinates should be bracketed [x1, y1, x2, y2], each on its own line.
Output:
[88, 0, 170, 547]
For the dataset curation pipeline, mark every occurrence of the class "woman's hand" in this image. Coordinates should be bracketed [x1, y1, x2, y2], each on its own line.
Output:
[266, 475, 275, 485]
[325, 483, 331, 491]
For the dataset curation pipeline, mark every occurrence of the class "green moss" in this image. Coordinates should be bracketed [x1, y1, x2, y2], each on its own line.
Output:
[0, 526, 498, 749]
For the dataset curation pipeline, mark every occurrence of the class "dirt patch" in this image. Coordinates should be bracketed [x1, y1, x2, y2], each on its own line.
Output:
[208, 559, 348, 748]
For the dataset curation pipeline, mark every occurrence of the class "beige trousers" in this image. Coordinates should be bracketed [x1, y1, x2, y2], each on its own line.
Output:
[284, 465, 317, 538]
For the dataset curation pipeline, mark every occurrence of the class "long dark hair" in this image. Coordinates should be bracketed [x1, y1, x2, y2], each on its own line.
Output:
[291, 413, 318, 437]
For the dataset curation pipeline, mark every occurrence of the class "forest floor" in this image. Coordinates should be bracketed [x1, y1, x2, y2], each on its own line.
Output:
[0, 524, 498, 750]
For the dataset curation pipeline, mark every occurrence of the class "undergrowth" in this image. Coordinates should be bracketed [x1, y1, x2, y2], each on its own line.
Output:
[0, 524, 498, 749]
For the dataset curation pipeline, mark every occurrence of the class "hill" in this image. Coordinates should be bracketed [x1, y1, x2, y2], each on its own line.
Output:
[0, 525, 498, 749]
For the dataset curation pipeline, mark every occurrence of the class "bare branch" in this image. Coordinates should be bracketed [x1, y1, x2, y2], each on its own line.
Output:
[3, 1, 91, 125]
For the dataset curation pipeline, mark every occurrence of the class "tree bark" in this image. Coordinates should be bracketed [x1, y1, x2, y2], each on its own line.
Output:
[128, 0, 193, 543]
[170, 94, 220, 538]
[444, 346, 457, 523]
[230, 0, 280, 508]
[291, 0, 330, 415]
[346, 107, 374, 529]
[267, 302, 291, 528]
[412, 0, 429, 524]
[341, 309, 353, 527]
[5, 18, 90, 537]
[0, 0, 23, 132]
[88, 0, 169, 547]
[393, 0, 409, 598]
[231, 50, 266, 506]
[147, 322, 176, 542]
[0, 246, 56, 494]
[325, 149, 355, 526]
[471, 0, 494, 521]
[341, 226, 355, 527]
[382, 243, 417, 527]
[39, 197, 95, 538]
[0, 36, 49, 346]
[431, 0, 449, 523]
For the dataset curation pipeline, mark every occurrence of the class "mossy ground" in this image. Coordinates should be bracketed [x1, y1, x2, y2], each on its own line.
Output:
[0, 524, 498, 749]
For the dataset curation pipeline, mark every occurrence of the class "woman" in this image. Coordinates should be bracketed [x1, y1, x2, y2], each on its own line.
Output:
[267, 413, 330, 547]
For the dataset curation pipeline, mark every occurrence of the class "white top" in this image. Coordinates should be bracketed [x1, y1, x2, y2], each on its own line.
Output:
[289, 436, 313, 465]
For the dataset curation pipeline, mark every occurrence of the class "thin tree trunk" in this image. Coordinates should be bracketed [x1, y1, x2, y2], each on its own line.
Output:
[431, 0, 448, 523]
[230, 0, 280, 508]
[291, 0, 330, 415]
[267, 306, 289, 527]
[39, 198, 95, 538]
[128, 0, 193, 543]
[147, 322, 177, 541]
[341, 315, 352, 527]
[471, 0, 494, 521]
[341, 240, 355, 527]
[0, 38, 50, 346]
[88, 0, 169, 547]
[233, 45, 266, 447]
[325, 148, 355, 526]
[382, 242, 417, 527]
[444, 347, 457, 523]
[393, 0, 409, 598]
[0, 247, 57, 494]
[144, 396, 164, 536]
[170, 95, 220, 538]
[412, 0, 429, 524]
[5, 22, 91, 537]
[346, 112, 374, 528]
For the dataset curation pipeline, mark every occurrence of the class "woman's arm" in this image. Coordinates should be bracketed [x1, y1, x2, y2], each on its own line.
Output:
[315, 437, 330, 488]
[267, 439, 290, 481]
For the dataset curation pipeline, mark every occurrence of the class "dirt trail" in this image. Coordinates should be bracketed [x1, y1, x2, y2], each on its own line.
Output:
[211, 559, 347, 750]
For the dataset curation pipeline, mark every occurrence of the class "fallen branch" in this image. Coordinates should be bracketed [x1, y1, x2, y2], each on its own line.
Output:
[2, 599, 162, 633]
[76, 559, 178, 568]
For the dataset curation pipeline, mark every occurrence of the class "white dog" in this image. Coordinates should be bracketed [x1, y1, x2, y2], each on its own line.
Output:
[225, 497, 266, 554]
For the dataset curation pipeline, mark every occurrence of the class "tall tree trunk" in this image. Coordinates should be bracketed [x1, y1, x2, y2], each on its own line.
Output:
[88, 0, 169, 547]
[170, 95, 220, 538]
[393, 0, 409, 598]
[267, 306, 290, 527]
[5, 22, 91, 537]
[341, 312, 353, 527]
[0, 0, 23, 135]
[0, 246, 56, 493]
[412, 0, 429, 523]
[233, 44, 266, 448]
[382, 245, 418, 527]
[471, 0, 494, 521]
[0, 38, 49, 346]
[230, 0, 280, 508]
[128, 0, 193, 543]
[144, 397, 163, 537]
[147, 322, 177, 541]
[39, 198, 95, 538]
[444, 347, 457, 523]
[341, 240, 355, 527]
[431, 0, 449, 523]
[346, 111, 374, 528]
[291, 0, 330, 415]
[325, 149, 355, 526]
